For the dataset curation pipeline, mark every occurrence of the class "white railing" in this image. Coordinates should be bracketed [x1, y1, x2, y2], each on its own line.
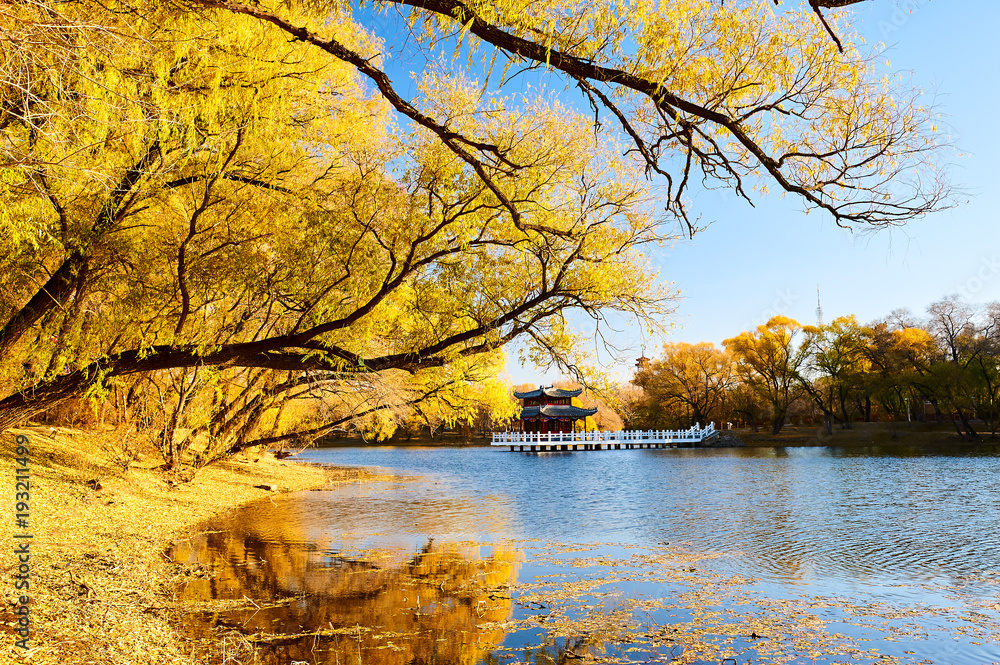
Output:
[491, 423, 716, 447]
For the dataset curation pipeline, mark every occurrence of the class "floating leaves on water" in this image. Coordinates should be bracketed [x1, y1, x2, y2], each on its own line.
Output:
[175, 537, 1000, 665]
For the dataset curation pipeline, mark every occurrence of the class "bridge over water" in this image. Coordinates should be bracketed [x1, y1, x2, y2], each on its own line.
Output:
[491, 423, 718, 451]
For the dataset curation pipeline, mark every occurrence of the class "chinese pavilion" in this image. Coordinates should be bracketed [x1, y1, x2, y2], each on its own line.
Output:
[513, 386, 597, 433]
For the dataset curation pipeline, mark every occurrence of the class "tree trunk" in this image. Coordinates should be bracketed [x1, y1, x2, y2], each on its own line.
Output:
[956, 407, 978, 438]
[949, 413, 964, 437]
[771, 409, 786, 435]
[839, 394, 852, 429]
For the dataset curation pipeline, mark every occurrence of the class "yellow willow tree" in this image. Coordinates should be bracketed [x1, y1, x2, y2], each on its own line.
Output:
[190, 0, 950, 417]
[724, 316, 810, 435]
[633, 342, 734, 427]
[204, 0, 951, 229]
[0, 0, 952, 460]
[0, 0, 670, 460]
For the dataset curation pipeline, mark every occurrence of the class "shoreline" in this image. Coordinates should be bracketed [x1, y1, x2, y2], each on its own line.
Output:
[316, 423, 1000, 450]
[737, 422, 1000, 448]
[0, 427, 390, 665]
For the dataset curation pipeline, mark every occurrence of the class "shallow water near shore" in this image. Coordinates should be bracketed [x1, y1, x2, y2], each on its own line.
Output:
[170, 444, 1000, 664]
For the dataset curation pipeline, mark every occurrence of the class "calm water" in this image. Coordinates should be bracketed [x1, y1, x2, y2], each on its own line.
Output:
[171, 445, 1000, 664]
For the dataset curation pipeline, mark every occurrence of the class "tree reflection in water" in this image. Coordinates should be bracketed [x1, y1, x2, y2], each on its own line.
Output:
[170, 530, 521, 665]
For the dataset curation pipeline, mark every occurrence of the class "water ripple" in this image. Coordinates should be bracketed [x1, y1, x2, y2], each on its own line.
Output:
[298, 445, 1000, 592]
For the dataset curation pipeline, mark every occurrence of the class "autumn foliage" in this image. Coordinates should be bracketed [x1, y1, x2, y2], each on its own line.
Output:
[630, 298, 1000, 438]
[0, 0, 952, 468]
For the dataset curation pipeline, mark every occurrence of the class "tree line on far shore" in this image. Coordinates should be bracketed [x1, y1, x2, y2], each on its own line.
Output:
[625, 296, 1000, 437]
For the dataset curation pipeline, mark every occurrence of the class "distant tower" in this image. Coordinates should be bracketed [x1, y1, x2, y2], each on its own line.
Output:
[816, 286, 824, 327]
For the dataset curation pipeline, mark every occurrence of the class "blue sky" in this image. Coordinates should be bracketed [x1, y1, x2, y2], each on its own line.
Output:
[657, 3, 1000, 340]
[364, 2, 1000, 386]
[516, 1, 1000, 386]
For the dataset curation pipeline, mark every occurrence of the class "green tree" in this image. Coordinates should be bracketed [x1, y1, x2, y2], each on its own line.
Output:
[725, 380, 770, 433]
[968, 303, 1000, 436]
[859, 320, 935, 422]
[925, 297, 983, 437]
[801, 315, 869, 433]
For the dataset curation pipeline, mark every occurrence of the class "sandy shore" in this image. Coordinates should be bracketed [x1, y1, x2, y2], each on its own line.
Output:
[0, 427, 387, 664]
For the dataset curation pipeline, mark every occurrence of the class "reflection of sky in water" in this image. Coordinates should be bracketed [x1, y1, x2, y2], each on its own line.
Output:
[297, 445, 1000, 592]
[173, 445, 1000, 664]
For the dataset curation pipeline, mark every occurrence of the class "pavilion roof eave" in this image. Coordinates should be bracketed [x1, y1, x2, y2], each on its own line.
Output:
[513, 386, 584, 400]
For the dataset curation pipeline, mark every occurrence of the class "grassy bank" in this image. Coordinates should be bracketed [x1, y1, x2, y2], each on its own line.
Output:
[736, 421, 998, 447]
[0, 427, 388, 664]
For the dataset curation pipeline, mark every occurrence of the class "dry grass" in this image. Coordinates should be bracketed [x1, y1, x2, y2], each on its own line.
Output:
[0, 426, 385, 664]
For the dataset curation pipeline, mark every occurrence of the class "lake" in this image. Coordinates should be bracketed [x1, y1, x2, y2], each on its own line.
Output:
[169, 444, 1000, 664]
